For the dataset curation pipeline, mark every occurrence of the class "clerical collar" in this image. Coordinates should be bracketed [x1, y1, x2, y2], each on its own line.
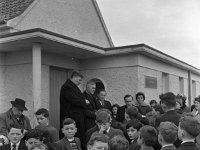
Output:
[162, 144, 174, 148]
[182, 139, 195, 144]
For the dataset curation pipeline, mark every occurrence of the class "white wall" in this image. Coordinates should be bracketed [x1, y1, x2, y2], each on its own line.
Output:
[10, 0, 111, 47]
[0, 53, 5, 109]
[81, 67, 138, 106]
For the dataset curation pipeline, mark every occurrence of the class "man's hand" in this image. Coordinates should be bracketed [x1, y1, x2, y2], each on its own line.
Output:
[0, 135, 9, 145]
[85, 99, 90, 104]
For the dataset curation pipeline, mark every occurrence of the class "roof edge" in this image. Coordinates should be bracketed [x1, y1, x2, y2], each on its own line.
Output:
[7, 0, 40, 28]
[0, 28, 199, 73]
[92, 0, 114, 47]
[105, 44, 200, 72]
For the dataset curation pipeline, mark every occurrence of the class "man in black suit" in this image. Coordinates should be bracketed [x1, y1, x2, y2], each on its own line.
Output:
[116, 94, 136, 123]
[155, 92, 181, 127]
[96, 89, 112, 112]
[0, 126, 28, 150]
[176, 116, 200, 150]
[83, 80, 101, 131]
[60, 71, 89, 147]
[155, 92, 181, 148]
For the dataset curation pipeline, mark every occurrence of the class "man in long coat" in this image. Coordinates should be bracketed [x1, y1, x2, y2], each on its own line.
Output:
[83, 80, 101, 131]
[60, 71, 88, 147]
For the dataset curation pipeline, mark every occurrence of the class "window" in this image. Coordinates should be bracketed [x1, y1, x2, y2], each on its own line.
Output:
[162, 73, 169, 93]
[179, 77, 184, 94]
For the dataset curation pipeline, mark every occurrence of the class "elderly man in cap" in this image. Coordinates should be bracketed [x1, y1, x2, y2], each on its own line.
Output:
[0, 98, 31, 138]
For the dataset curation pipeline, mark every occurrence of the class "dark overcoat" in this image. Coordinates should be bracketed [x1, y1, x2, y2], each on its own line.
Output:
[83, 91, 100, 131]
[60, 79, 86, 146]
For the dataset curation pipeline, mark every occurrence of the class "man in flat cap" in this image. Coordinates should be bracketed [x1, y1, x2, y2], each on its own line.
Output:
[0, 98, 31, 137]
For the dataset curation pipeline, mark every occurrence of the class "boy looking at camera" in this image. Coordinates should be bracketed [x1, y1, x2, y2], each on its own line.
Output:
[55, 118, 81, 150]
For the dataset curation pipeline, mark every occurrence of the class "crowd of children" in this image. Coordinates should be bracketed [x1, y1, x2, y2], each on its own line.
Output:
[1, 92, 200, 150]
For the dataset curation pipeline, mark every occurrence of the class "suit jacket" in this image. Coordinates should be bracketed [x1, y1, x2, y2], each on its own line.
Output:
[97, 99, 112, 111]
[161, 145, 176, 150]
[176, 142, 199, 150]
[59, 79, 86, 145]
[86, 125, 124, 144]
[83, 91, 100, 131]
[155, 110, 181, 128]
[155, 110, 182, 148]
[55, 137, 81, 150]
[0, 142, 28, 150]
[0, 109, 31, 136]
[116, 105, 126, 123]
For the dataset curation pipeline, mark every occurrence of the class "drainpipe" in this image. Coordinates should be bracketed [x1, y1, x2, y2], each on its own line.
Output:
[188, 71, 192, 107]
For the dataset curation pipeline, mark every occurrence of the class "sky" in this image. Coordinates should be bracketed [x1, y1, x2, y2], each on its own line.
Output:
[96, 0, 200, 69]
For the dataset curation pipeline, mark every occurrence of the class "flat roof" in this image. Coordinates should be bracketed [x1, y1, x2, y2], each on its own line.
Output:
[0, 28, 199, 74]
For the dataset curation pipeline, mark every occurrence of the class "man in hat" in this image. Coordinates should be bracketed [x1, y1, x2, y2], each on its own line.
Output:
[0, 98, 31, 137]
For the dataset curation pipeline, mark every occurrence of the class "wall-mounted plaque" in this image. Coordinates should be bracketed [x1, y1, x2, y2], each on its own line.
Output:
[145, 76, 157, 89]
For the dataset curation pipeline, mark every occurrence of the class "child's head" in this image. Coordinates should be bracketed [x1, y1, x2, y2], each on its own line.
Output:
[178, 116, 200, 141]
[62, 118, 77, 139]
[137, 125, 157, 147]
[109, 135, 129, 150]
[35, 108, 49, 126]
[158, 122, 178, 145]
[159, 92, 176, 111]
[126, 119, 143, 141]
[96, 109, 112, 131]
[30, 143, 48, 150]
[24, 129, 43, 150]
[87, 133, 109, 150]
[125, 106, 139, 122]
[7, 126, 23, 144]
[111, 104, 120, 115]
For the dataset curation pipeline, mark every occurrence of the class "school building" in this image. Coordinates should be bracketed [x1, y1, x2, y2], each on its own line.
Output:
[0, 0, 200, 129]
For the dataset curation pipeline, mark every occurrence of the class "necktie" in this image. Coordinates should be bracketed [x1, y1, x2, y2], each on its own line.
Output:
[12, 144, 16, 150]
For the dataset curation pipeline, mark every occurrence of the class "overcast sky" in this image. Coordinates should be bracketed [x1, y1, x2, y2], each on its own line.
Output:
[96, 0, 200, 69]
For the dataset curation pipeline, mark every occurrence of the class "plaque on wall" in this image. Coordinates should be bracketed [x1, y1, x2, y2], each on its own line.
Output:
[145, 76, 157, 89]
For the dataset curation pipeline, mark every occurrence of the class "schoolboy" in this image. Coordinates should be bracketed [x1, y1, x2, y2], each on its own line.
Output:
[109, 135, 129, 150]
[0, 125, 28, 150]
[87, 133, 109, 150]
[137, 125, 157, 150]
[24, 129, 43, 150]
[35, 108, 59, 143]
[55, 118, 81, 150]
[176, 116, 200, 150]
[86, 109, 123, 143]
[158, 122, 177, 150]
[126, 119, 143, 150]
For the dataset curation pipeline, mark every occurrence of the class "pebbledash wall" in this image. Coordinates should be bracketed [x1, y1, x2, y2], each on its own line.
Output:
[0, 49, 200, 126]
[0, 50, 80, 126]
[8, 0, 112, 48]
[80, 53, 200, 106]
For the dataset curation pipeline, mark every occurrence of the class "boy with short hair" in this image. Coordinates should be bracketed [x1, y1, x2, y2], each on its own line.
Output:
[137, 125, 157, 150]
[0, 125, 28, 150]
[109, 135, 129, 150]
[158, 122, 177, 150]
[126, 119, 143, 150]
[87, 133, 109, 150]
[176, 116, 200, 150]
[35, 108, 59, 143]
[86, 109, 123, 143]
[55, 118, 81, 150]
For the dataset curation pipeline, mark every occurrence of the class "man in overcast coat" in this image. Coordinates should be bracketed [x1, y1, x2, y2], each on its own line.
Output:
[60, 71, 89, 147]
